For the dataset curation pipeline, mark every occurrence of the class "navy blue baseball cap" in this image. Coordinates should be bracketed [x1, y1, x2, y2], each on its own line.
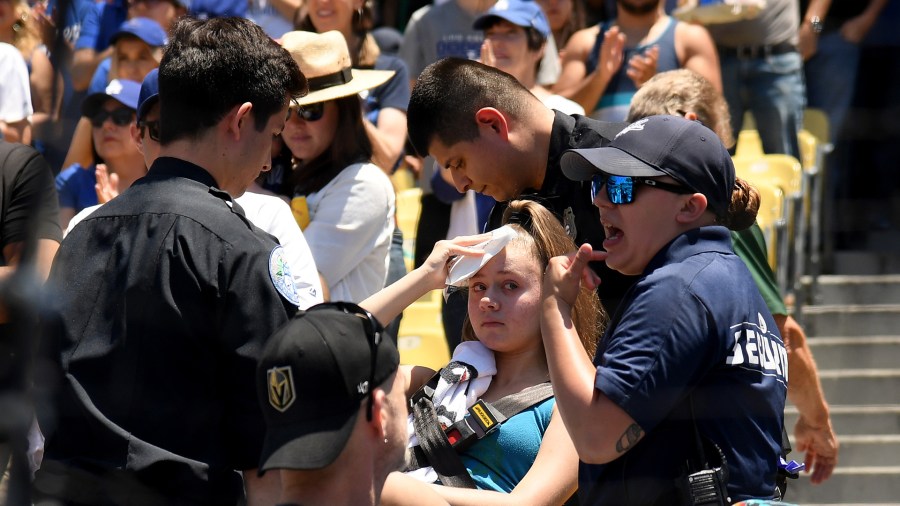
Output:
[473, 0, 551, 39]
[81, 79, 142, 117]
[137, 68, 160, 122]
[110, 17, 167, 47]
[561, 115, 736, 216]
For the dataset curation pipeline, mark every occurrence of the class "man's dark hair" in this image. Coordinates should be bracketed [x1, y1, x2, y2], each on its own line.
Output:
[158, 16, 307, 144]
[407, 58, 535, 157]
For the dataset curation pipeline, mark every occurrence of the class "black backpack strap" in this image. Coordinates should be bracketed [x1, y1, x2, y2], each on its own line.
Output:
[411, 395, 478, 488]
[406, 380, 555, 488]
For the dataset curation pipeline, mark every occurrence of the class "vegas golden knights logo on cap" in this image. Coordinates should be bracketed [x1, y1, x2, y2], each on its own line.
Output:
[268, 366, 296, 412]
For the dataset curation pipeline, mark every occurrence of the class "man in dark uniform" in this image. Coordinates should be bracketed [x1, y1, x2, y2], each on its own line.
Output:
[34, 16, 307, 505]
[407, 57, 632, 318]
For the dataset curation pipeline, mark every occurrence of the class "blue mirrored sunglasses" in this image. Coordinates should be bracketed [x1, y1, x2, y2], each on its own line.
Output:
[590, 174, 693, 205]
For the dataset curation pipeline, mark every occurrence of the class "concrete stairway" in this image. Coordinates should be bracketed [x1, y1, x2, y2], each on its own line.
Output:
[785, 274, 900, 504]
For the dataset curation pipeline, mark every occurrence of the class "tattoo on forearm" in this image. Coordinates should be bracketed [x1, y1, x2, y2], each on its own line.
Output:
[615, 424, 643, 453]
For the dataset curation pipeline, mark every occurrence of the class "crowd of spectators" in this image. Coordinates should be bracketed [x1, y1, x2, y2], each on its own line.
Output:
[1, 0, 897, 503]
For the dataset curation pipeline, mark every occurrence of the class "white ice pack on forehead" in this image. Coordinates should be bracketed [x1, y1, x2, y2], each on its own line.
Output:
[445, 225, 519, 288]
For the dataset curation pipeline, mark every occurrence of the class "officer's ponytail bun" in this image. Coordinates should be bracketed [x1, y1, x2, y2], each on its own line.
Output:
[719, 177, 760, 231]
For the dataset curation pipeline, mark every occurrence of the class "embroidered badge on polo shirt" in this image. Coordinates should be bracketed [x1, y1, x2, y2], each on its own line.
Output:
[269, 246, 301, 306]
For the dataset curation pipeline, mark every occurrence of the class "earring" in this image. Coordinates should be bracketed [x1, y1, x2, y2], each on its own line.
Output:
[384, 437, 388, 444]
[357, 6, 363, 19]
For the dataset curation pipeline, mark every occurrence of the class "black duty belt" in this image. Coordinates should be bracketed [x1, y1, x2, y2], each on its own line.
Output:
[717, 42, 797, 59]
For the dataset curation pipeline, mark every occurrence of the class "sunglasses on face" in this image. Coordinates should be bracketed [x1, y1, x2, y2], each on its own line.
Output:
[287, 102, 326, 123]
[138, 119, 160, 142]
[590, 173, 692, 205]
[306, 301, 384, 421]
[90, 108, 135, 128]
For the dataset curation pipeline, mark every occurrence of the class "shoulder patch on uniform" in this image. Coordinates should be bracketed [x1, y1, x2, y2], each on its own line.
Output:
[269, 246, 301, 306]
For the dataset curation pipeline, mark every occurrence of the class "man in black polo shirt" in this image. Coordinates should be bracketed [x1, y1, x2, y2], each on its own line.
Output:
[35, 16, 307, 505]
[407, 57, 632, 318]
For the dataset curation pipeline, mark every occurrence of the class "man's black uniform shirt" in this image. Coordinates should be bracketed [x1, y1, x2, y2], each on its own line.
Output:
[38, 157, 297, 505]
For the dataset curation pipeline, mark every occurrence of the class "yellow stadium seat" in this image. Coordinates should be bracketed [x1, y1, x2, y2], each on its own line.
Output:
[797, 129, 818, 171]
[733, 154, 803, 197]
[391, 167, 417, 192]
[735, 129, 764, 159]
[397, 289, 449, 370]
[395, 187, 423, 272]
[800, 108, 833, 297]
[753, 183, 787, 272]
[803, 107, 830, 146]
[794, 129, 820, 288]
[733, 154, 803, 293]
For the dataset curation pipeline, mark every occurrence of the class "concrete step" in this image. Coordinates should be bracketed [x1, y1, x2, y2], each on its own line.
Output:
[787, 466, 900, 503]
[804, 336, 900, 370]
[831, 251, 900, 275]
[802, 304, 900, 336]
[817, 369, 900, 405]
[807, 275, 900, 306]
[785, 405, 900, 436]
[785, 434, 900, 467]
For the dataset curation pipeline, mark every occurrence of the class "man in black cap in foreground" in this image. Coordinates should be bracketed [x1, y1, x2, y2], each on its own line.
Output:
[256, 302, 412, 506]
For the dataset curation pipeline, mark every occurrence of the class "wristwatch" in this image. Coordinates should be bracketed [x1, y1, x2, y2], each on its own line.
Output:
[807, 15, 824, 34]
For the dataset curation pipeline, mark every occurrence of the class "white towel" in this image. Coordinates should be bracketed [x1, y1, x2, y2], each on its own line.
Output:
[444, 225, 518, 301]
[406, 340, 496, 483]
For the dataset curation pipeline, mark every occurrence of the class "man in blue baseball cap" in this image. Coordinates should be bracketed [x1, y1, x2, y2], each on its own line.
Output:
[473, 0, 583, 115]
[86, 17, 167, 95]
[60, 16, 165, 178]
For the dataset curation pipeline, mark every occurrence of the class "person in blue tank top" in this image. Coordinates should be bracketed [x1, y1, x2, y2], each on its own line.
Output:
[542, 115, 787, 504]
[553, 0, 720, 120]
[361, 199, 605, 505]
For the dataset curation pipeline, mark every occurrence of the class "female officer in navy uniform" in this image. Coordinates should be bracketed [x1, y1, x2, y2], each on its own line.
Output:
[540, 115, 787, 504]
[35, 16, 306, 505]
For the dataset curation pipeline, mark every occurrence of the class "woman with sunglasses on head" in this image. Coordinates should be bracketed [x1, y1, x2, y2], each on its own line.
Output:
[360, 199, 603, 506]
[295, 0, 409, 172]
[279, 30, 396, 303]
[56, 79, 145, 230]
[541, 115, 788, 504]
